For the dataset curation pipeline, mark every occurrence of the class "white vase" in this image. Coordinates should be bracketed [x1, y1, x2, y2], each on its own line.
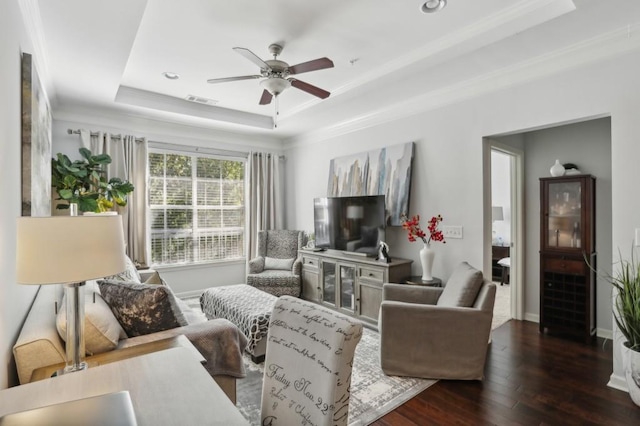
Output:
[550, 159, 565, 177]
[622, 341, 640, 406]
[419, 243, 435, 281]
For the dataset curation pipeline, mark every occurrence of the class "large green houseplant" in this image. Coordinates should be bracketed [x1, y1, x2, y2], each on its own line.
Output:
[607, 249, 640, 405]
[52, 148, 134, 213]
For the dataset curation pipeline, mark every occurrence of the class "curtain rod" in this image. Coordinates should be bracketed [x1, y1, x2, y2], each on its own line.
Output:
[68, 128, 284, 160]
[67, 128, 145, 143]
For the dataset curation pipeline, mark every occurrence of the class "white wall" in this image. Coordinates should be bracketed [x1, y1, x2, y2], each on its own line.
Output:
[285, 49, 640, 390]
[491, 151, 511, 246]
[0, 0, 40, 388]
[51, 116, 282, 295]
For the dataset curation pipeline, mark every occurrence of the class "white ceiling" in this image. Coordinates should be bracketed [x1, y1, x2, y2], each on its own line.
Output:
[27, 0, 640, 139]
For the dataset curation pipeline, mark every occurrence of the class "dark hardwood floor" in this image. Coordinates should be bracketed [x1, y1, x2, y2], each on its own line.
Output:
[373, 320, 640, 425]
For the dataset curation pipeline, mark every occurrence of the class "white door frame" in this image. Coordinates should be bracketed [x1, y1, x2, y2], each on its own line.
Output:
[483, 139, 525, 320]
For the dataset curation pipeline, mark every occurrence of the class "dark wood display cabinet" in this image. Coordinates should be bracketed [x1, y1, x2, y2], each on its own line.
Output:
[539, 175, 596, 343]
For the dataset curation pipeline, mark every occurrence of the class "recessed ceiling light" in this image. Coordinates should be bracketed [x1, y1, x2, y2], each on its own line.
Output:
[162, 72, 180, 80]
[421, 0, 447, 13]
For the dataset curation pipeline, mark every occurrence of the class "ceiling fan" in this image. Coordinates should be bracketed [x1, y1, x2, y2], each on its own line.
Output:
[207, 44, 334, 105]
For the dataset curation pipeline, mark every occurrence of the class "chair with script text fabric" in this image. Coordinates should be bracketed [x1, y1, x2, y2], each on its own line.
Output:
[260, 296, 363, 426]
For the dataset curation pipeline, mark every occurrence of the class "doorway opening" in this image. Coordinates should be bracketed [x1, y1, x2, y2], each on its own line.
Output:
[485, 139, 524, 323]
[491, 149, 514, 325]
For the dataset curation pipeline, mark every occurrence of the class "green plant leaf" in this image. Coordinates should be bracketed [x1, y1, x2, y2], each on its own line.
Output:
[59, 189, 73, 200]
[78, 197, 98, 212]
[92, 154, 112, 165]
[79, 147, 92, 161]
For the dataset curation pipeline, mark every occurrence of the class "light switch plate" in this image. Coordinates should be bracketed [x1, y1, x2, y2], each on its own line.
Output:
[635, 228, 640, 246]
[443, 225, 463, 239]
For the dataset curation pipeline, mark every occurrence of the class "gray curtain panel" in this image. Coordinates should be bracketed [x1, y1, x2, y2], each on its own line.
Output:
[246, 152, 284, 260]
[80, 130, 149, 267]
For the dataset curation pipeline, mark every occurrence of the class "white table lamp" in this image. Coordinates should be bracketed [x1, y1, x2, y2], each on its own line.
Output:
[16, 215, 126, 373]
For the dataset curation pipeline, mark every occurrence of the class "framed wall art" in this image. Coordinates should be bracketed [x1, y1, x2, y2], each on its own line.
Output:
[21, 52, 52, 217]
[327, 142, 415, 226]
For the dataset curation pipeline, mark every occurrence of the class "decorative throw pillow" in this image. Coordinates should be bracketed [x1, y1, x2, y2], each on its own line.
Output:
[98, 279, 188, 337]
[264, 257, 295, 271]
[437, 261, 484, 307]
[56, 291, 126, 355]
[142, 270, 166, 285]
[104, 256, 141, 283]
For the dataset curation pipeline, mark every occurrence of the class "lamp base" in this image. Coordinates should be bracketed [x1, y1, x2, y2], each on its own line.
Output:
[64, 282, 87, 374]
[54, 361, 88, 377]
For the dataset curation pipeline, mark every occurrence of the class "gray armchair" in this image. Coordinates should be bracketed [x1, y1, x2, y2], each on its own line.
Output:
[247, 230, 304, 297]
[379, 262, 496, 380]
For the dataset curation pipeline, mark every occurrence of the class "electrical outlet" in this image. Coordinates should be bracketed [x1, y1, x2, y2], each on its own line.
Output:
[443, 225, 463, 239]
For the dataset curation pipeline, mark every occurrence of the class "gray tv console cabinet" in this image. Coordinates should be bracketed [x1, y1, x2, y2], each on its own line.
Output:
[299, 249, 412, 327]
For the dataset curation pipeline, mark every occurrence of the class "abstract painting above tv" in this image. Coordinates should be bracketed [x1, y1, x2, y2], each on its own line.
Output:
[327, 142, 414, 226]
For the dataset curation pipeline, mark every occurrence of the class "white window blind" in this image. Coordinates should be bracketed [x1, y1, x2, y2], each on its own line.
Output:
[148, 151, 245, 265]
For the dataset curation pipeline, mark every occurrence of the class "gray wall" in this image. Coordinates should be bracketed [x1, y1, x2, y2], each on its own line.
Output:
[500, 117, 613, 333]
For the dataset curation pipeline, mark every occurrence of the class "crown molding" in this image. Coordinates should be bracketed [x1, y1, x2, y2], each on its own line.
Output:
[54, 103, 283, 149]
[115, 86, 274, 130]
[284, 22, 640, 149]
[281, 0, 576, 119]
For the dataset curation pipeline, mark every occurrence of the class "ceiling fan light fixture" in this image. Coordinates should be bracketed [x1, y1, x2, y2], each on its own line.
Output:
[261, 77, 291, 96]
[421, 0, 446, 13]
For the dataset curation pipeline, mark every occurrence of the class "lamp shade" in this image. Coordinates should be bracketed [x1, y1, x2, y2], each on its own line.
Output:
[346, 205, 364, 219]
[492, 206, 504, 222]
[16, 216, 127, 285]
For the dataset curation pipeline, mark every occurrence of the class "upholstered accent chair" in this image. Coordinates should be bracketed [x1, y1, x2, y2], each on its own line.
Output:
[379, 262, 496, 380]
[260, 296, 363, 426]
[247, 230, 304, 297]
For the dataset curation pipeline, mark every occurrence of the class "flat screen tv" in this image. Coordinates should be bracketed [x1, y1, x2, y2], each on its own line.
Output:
[313, 195, 386, 257]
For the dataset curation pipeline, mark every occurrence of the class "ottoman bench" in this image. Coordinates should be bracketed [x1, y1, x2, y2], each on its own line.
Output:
[200, 284, 277, 363]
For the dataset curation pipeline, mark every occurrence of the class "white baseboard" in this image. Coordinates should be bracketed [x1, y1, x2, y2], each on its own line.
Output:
[608, 373, 628, 393]
[597, 328, 613, 340]
[521, 314, 612, 340]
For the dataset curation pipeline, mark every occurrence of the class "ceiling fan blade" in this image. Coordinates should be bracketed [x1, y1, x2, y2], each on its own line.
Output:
[288, 57, 334, 75]
[233, 47, 271, 70]
[207, 75, 262, 84]
[259, 90, 273, 105]
[290, 79, 330, 99]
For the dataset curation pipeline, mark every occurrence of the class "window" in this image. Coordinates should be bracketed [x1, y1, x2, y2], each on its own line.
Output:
[148, 150, 245, 265]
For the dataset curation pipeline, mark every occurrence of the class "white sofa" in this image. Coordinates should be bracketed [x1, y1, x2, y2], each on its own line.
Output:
[13, 276, 247, 403]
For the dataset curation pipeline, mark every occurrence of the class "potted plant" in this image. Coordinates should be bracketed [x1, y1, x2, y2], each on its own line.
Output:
[52, 148, 134, 213]
[606, 249, 640, 405]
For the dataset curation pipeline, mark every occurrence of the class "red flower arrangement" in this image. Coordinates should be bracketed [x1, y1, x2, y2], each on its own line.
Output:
[401, 213, 446, 245]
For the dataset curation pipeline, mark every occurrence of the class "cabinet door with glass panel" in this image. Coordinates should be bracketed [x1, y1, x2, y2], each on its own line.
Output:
[540, 175, 595, 254]
[320, 259, 356, 314]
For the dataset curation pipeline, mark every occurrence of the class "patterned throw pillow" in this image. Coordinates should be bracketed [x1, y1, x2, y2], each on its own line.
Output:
[264, 257, 295, 271]
[104, 256, 141, 283]
[98, 279, 188, 337]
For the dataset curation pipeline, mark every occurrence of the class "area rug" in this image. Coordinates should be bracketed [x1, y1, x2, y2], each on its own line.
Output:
[492, 281, 512, 330]
[183, 296, 435, 426]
